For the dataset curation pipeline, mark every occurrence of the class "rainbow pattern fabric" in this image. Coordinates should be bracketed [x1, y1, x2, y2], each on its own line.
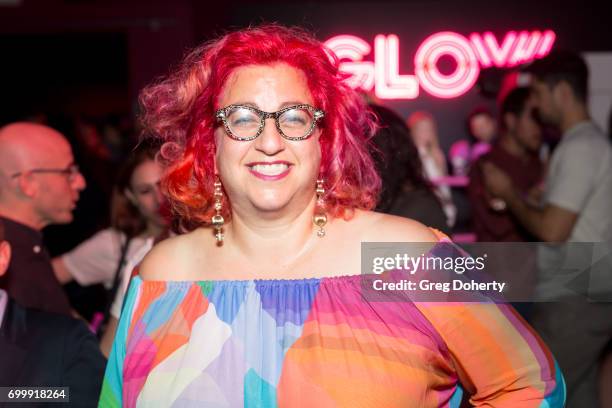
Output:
[100, 244, 565, 407]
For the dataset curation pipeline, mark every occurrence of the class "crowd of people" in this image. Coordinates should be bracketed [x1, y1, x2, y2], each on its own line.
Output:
[1, 23, 611, 407]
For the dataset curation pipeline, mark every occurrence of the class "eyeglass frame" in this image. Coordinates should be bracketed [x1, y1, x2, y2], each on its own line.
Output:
[215, 104, 325, 142]
[11, 164, 81, 183]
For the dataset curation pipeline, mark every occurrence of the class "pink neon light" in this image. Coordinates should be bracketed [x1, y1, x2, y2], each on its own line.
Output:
[374, 34, 419, 99]
[483, 31, 518, 67]
[324, 35, 375, 90]
[325, 30, 556, 100]
[508, 31, 542, 66]
[340, 61, 375, 89]
[469, 33, 493, 68]
[324, 35, 371, 61]
[535, 30, 556, 57]
[414, 32, 479, 98]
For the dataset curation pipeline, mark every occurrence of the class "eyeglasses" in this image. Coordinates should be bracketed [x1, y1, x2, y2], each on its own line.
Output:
[11, 164, 81, 183]
[215, 104, 325, 141]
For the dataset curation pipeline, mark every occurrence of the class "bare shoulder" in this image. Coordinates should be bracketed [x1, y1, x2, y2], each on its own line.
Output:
[139, 228, 210, 281]
[346, 210, 439, 242]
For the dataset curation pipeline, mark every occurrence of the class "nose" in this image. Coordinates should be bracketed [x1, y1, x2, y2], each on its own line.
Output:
[72, 171, 87, 191]
[254, 118, 285, 156]
[154, 183, 164, 206]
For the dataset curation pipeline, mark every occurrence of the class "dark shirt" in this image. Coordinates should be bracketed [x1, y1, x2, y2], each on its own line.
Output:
[468, 143, 543, 241]
[0, 217, 71, 315]
[0, 293, 105, 407]
[388, 186, 450, 235]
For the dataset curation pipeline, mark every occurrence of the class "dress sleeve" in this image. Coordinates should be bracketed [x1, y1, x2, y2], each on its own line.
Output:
[98, 276, 143, 407]
[62, 229, 123, 287]
[415, 300, 565, 407]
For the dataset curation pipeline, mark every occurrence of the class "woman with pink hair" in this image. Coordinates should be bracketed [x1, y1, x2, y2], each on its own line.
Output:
[100, 25, 564, 407]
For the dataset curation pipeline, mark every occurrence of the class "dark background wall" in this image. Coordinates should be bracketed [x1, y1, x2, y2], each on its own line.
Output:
[1, 0, 608, 149]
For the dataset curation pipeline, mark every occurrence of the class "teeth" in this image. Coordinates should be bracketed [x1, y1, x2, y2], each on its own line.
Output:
[250, 163, 289, 176]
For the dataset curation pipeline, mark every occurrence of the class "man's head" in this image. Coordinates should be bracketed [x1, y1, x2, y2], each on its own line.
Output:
[524, 50, 589, 127]
[0, 220, 10, 277]
[467, 107, 496, 143]
[499, 87, 542, 153]
[0, 122, 86, 230]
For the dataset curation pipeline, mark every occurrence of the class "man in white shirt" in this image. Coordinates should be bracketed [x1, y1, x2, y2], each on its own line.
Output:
[482, 51, 612, 407]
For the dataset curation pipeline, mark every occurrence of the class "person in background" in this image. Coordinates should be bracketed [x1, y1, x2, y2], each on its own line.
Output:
[0, 122, 86, 315]
[370, 104, 448, 234]
[449, 107, 497, 177]
[406, 111, 456, 228]
[52, 141, 168, 336]
[0, 219, 105, 405]
[483, 50, 612, 407]
[469, 87, 544, 242]
[52, 141, 167, 289]
[467, 107, 497, 161]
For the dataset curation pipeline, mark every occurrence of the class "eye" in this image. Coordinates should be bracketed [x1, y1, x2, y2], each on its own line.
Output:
[136, 186, 153, 195]
[280, 109, 310, 128]
[227, 108, 260, 129]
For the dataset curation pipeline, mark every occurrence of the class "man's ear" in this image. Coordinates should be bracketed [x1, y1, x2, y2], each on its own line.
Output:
[17, 174, 37, 198]
[0, 241, 12, 277]
[555, 81, 574, 105]
[503, 112, 517, 133]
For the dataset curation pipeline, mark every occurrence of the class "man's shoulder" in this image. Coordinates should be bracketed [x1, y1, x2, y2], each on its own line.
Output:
[556, 123, 610, 159]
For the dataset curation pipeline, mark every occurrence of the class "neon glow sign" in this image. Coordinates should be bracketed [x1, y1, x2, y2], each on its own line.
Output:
[324, 30, 556, 99]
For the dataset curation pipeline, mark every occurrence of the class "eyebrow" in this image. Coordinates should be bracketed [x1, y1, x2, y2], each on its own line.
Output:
[230, 101, 311, 111]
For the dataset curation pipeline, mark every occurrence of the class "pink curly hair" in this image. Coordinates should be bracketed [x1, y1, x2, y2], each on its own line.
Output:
[139, 24, 380, 230]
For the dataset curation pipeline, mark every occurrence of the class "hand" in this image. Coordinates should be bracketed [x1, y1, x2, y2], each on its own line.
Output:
[481, 161, 514, 201]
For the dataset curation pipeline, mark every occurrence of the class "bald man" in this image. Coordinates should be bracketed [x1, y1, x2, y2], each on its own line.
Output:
[0, 122, 86, 315]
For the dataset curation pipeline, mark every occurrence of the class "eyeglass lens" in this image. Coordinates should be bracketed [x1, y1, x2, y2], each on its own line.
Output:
[226, 107, 315, 139]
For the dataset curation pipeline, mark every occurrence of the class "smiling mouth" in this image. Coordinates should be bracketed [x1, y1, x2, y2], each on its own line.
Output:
[247, 163, 291, 177]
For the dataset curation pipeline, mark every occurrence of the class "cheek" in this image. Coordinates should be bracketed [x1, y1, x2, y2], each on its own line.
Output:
[135, 196, 155, 212]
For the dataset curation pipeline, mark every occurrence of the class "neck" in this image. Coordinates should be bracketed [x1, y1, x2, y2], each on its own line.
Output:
[226, 196, 319, 263]
[0, 201, 44, 231]
[499, 132, 527, 160]
[560, 105, 589, 133]
[144, 221, 165, 238]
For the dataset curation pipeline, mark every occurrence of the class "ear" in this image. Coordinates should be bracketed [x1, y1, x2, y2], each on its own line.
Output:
[554, 81, 573, 104]
[17, 174, 37, 198]
[124, 188, 138, 206]
[503, 112, 517, 131]
[0, 241, 12, 277]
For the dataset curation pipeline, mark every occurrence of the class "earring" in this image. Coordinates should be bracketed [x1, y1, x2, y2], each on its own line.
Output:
[211, 178, 225, 244]
[313, 178, 327, 237]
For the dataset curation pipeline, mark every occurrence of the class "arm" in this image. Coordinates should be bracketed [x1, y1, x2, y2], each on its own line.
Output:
[98, 276, 143, 407]
[100, 317, 118, 358]
[52, 257, 74, 284]
[415, 302, 566, 407]
[467, 162, 516, 241]
[61, 229, 124, 286]
[504, 192, 577, 242]
[481, 162, 578, 242]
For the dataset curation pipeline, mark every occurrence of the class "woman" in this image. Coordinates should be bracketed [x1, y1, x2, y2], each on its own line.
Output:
[406, 111, 457, 228]
[370, 104, 448, 234]
[101, 25, 564, 407]
[52, 141, 168, 329]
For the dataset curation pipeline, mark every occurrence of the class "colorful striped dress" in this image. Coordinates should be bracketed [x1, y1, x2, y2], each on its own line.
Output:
[99, 242, 565, 407]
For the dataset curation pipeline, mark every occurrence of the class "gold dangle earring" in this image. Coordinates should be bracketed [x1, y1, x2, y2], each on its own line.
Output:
[212, 178, 225, 245]
[313, 178, 327, 237]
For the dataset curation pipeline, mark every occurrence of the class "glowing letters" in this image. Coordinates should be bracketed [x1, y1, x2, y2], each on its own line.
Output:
[324, 30, 556, 99]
